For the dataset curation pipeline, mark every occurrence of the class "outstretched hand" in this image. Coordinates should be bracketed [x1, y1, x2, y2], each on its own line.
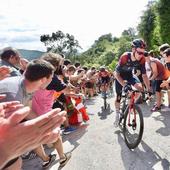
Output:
[0, 101, 23, 118]
[0, 106, 66, 168]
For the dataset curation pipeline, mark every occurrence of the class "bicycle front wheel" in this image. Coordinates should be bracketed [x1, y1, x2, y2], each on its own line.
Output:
[123, 104, 144, 149]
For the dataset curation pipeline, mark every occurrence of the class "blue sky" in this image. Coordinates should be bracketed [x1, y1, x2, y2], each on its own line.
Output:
[0, 0, 149, 52]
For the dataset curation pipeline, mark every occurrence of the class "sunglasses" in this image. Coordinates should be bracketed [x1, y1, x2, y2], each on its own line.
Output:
[136, 50, 144, 55]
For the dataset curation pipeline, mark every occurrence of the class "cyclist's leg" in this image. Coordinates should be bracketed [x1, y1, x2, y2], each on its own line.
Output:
[100, 78, 106, 97]
[130, 76, 143, 103]
[105, 76, 110, 92]
[114, 79, 122, 127]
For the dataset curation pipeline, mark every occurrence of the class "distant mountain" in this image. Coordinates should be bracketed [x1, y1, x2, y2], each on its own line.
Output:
[18, 49, 45, 61]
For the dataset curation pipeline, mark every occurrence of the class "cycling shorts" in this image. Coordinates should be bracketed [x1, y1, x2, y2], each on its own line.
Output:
[115, 76, 140, 95]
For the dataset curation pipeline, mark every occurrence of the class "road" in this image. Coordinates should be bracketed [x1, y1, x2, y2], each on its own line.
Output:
[23, 93, 170, 170]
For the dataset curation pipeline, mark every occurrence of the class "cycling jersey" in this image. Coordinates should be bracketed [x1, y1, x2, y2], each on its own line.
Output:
[115, 52, 146, 78]
[99, 70, 110, 84]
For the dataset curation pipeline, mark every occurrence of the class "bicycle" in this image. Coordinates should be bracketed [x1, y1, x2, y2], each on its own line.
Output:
[101, 81, 109, 110]
[119, 87, 147, 149]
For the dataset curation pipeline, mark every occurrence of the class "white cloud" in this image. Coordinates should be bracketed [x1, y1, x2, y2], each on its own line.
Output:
[0, 0, 149, 51]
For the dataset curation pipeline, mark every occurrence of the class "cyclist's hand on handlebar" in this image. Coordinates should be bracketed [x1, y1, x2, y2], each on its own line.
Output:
[123, 83, 132, 93]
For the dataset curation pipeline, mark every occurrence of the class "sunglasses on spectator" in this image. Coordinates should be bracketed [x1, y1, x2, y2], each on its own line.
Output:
[136, 51, 144, 55]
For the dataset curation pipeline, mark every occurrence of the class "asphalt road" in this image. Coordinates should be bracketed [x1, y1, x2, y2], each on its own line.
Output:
[23, 93, 170, 170]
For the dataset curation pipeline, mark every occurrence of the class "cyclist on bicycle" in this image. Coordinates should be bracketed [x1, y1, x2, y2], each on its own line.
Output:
[98, 66, 110, 97]
[114, 39, 150, 127]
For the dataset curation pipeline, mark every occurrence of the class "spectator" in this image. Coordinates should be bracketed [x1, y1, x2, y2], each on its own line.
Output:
[0, 59, 58, 169]
[161, 48, 170, 105]
[144, 51, 168, 111]
[64, 59, 72, 68]
[31, 53, 72, 168]
[74, 62, 81, 69]
[0, 47, 21, 76]
[0, 67, 66, 170]
[159, 43, 170, 65]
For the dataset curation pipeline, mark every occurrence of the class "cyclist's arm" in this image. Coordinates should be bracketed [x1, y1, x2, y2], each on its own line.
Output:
[114, 71, 126, 87]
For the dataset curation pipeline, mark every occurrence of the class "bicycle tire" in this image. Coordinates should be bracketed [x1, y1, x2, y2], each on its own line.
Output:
[104, 94, 107, 110]
[123, 104, 144, 149]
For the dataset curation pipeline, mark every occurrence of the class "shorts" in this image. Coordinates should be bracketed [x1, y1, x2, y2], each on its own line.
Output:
[155, 80, 163, 92]
[115, 76, 139, 96]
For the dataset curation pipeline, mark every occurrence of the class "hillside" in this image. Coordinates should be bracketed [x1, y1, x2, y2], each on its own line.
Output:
[77, 32, 133, 69]
[18, 49, 45, 61]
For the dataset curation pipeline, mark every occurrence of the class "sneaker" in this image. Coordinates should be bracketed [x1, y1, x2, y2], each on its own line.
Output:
[42, 154, 56, 168]
[151, 105, 161, 112]
[114, 113, 120, 128]
[63, 127, 76, 135]
[59, 152, 72, 168]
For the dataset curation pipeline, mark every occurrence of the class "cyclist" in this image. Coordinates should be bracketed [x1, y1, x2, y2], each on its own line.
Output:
[114, 39, 150, 127]
[98, 66, 110, 97]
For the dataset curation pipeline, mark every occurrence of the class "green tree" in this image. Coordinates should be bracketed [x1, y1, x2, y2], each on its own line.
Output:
[157, 0, 170, 43]
[108, 59, 117, 71]
[137, 2, 156, 49]
[122, 27, 137, 39]
[40, 30, 81, 57]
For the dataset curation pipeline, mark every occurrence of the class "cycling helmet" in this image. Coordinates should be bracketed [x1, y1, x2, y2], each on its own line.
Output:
[131, 39, 146, 49]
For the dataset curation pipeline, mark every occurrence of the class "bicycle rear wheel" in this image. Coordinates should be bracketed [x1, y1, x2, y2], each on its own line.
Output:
[103, 93, 107, 109]
[123, 104, 144, 149]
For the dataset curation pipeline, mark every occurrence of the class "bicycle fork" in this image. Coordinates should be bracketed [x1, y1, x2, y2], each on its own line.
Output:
[128, 93, 137, 130]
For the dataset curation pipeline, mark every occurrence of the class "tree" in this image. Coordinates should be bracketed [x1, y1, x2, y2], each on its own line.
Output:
[40, 30, 81, 58]
[157, 0, 170, 43]
[121, 27, 137, 39]
[108, 59, 117, 71]
[137, 2, 156, 49]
